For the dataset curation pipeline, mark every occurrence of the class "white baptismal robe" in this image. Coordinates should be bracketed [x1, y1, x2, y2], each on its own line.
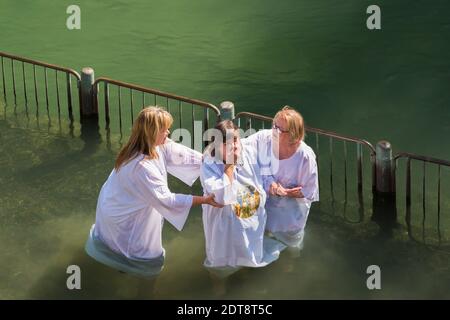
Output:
[88, 140, 202, 276]
[242, 130, 319, 247]
[200, 146, 285, 269]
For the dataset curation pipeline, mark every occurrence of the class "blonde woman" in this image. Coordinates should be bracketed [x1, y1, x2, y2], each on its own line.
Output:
[242, 106, 319, 250]
[85, 106, 222, 279]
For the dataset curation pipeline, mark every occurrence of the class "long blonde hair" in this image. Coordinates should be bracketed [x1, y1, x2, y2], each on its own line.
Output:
[115, 106, 173, 170]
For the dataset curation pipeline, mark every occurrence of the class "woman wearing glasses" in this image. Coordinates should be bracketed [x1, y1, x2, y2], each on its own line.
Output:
[242, 106, 319, 251]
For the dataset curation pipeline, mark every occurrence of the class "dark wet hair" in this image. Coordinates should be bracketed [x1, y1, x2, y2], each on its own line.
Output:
[207, 120, 238, 157]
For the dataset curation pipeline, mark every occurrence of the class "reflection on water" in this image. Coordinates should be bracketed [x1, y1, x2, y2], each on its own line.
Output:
[0, 108, 449, 299]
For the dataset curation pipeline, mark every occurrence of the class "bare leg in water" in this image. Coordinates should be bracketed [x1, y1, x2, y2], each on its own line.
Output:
[209, 272, 227, 297]
[136, 276, 158, 299]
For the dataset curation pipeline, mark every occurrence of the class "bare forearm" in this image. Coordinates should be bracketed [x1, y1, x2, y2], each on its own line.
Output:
[192, 194, 223, 208]
[192, 195, 206, 206]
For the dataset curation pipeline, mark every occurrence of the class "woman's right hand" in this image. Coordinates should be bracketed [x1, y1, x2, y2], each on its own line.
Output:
[269, 182, 287, 196]
[202, 194, 224, 208]
[193, 194, 223, 207]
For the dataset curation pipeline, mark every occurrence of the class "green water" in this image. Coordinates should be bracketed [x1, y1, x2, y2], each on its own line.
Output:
[1, 0, 449, 299]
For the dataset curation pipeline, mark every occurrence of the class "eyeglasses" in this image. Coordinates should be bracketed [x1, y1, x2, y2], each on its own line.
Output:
[272, 124, 289, 134]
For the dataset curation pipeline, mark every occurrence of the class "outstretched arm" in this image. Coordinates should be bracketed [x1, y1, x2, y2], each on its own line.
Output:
[162, 139, 203, 186]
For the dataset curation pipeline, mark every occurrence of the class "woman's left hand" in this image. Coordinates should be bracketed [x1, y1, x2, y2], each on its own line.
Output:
[285, 186, 304, 198]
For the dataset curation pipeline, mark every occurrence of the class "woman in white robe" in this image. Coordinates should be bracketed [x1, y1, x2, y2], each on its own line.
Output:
[201, 120, 286, 278]
[242, 106, 319, 250]
[85, 106, 222, 279]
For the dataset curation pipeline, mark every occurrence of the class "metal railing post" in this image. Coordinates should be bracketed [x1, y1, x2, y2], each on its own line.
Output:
[219, 101, 235, 121]
[80, 67, 97, 118]
[373, 140, 397, 236]
[376, 140, 395, 193]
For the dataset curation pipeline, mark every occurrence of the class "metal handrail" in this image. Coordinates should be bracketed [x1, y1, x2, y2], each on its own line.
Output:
[93, 77, 219, 115]
[235, 111, 376, 153]
[304, 126, 376, 155]
[0, 52, 81, 80]
[92, 77, 221, 148]
[394, 153, 449, 206]
[394, 152, 449, 247]
[394, 152, 450, 167]
[234, 111, 272, 122]
[0, 51, 81, 119]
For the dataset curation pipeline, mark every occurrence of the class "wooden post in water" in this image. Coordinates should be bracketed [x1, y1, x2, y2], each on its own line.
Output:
[79, 67, 100, 152]
[372, 140, 397, 236]
[376, 140, 395, 193]
[219, 101, 235, 121]
[80, 67, 97, 118]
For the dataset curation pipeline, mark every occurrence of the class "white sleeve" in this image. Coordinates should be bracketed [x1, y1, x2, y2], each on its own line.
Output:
[200, 162, 239, 205]
[241, 129, 274, 184]
[262, 175, 276, 193]
[299, 152, 319, 202]
[136, 165, 193, 231]
[240, 129, 268, 150]
[162, 139, 202, 186]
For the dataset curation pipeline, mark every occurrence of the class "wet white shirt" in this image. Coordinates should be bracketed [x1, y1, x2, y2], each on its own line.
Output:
[242, 130, 319, 236]
[92, 140, 202, 260]
[200, 146, 285, 268]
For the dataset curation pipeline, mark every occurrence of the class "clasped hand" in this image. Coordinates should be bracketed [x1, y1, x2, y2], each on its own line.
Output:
[269, 182, 304, 198]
